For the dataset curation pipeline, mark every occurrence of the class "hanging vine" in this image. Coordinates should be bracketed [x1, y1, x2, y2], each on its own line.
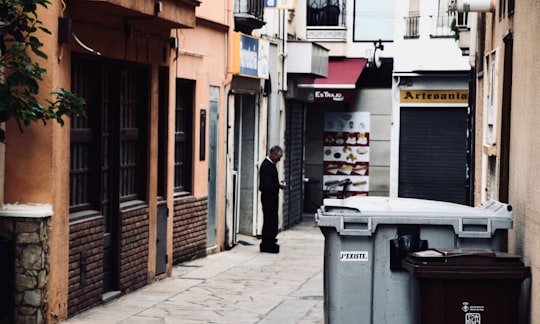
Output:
[0, 0, 85, 142]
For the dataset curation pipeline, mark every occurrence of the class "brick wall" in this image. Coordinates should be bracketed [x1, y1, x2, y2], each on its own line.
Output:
[172, 196, 208, 264]
[68, 215, 104, 316]
[119, 205, 149, 293]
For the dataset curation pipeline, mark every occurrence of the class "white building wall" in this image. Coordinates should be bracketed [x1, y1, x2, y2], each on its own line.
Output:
[393, 0, 469, 72]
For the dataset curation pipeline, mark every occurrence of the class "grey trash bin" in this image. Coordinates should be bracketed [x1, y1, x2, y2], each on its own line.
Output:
[315, 196, 513, 324]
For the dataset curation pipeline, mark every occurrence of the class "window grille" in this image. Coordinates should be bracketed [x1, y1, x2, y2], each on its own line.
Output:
[307, 0, 345, 26]
[174, 80, 194, 194]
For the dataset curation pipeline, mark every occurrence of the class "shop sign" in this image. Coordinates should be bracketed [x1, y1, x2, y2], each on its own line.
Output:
[400, 90, 469, 104]
[265, 0, 295, 9]
[312, 89, 355, 103]
[232, 32, 269, 79]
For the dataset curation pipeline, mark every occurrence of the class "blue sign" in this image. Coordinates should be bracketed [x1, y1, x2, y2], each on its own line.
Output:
[239, 35, 259, 77]
[264, 0, 294, 9]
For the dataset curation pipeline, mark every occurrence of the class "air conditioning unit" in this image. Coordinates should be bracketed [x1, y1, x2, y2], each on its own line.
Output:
[456, 0, 495, 12]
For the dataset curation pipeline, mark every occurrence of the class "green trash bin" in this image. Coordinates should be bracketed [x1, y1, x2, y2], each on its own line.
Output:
[402, 248, 531, 324]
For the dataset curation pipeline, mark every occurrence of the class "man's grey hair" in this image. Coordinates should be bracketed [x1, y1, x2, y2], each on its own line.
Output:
[269, 145, 283, 154]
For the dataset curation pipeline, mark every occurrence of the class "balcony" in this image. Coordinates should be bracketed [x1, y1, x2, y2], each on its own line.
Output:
[430, 13, 456, 38]
[306, 0, 346, 42]
[404, 16, 420, 39]
[234, 0, 265, 34]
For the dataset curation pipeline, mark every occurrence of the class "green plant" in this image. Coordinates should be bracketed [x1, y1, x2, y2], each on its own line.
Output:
[0, 0, 85, 142]
[450, 16, 459, 41]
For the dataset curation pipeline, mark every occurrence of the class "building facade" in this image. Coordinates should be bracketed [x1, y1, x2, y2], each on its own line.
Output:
[282, 0, 471, 207]
[458, 0, 537, 322]
[0, 0, 233, 322]
[392, 0, 472, 204]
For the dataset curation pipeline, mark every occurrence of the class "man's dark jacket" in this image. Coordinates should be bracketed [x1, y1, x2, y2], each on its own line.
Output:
[259, 158, 280, 194]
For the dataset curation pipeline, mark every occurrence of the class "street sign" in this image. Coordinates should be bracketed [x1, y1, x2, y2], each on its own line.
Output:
[265, 0, 295, 9]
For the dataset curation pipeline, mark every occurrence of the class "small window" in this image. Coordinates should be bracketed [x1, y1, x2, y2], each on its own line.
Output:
[484, 50, 498, 146]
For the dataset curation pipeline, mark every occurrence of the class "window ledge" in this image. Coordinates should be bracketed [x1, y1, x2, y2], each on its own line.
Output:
[307, 27, 347, 41]
[307, 25, 346, 30]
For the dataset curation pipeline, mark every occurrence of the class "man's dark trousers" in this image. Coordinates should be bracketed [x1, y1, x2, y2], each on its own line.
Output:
[261, 192, 278, 247]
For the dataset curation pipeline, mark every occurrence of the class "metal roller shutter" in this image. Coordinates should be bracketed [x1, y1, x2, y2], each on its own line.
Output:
[399, 106, 469, 204]
[284, 103, 305, 229]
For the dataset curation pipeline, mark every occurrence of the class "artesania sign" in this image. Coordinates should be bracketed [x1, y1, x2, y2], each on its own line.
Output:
[400, 90, 469, 104]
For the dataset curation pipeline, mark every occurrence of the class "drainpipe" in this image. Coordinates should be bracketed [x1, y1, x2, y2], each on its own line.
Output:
[223, 0, 233, 89]
[223, 0, 234, 249]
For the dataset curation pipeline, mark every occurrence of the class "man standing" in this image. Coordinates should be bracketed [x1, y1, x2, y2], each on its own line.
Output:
[259, 145, 286, 253]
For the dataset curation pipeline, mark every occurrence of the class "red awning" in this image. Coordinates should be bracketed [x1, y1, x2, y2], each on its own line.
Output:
[298, 58, 368, 89]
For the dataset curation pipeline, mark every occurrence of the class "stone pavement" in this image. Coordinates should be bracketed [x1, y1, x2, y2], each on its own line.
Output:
[62, 216, 325, 324]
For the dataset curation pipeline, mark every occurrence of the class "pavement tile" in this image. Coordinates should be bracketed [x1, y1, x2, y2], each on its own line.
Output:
[62, 217, 325, 324]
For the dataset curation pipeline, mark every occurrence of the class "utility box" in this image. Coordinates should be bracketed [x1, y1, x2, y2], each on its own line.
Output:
[316, 196, 513, 324]
[402, 248, 530, 324]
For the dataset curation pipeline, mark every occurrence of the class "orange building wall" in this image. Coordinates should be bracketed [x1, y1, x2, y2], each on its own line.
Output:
[2, 0, 198, 321]
[173, 15, 229, 250]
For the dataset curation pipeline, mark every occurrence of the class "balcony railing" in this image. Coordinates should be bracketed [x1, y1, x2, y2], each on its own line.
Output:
[431, 13, 456, 38]
[234, 0, 265, 33]
[307, 0, 345, 27]
[404, 16, 420, 39]
[402, 11, 470, 41]
[234, 0, 264, 20]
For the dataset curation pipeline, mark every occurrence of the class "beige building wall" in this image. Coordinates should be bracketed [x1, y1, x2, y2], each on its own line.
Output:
[508, 2, 540, 322]
[474, 3, 539, 322]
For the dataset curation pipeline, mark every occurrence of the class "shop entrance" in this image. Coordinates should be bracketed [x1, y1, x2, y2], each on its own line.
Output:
[233, 94, 258, 237]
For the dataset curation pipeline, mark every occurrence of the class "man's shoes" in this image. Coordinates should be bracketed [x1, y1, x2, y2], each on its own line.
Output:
[260, 243, 280, 254]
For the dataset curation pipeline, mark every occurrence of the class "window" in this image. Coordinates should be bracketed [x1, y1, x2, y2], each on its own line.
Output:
[174, 79, 194, 194]
[404, 1, 420, 39]
[307, 0, 343, 26]
[500, 0, 514, 18]
[70, 57, 148, 215]
[457, 12, 468, 27]
[508, 0, 514, 16]
[431, 0, 455, 38]
[353, 0, 395, 41]
[484, 50, 498, 146]
[404, 14, 420, 38]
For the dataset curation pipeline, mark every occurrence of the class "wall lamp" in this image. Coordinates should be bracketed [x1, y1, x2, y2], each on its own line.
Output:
[368, 39, 384, 69]
[155, 1, 163, 16]
[170, 36, 178, 49]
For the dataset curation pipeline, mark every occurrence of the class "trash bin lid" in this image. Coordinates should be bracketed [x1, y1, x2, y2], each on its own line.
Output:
[402, 248, 531, 280]
[321, 196, 511, 218]
[316, 196, 513, 238]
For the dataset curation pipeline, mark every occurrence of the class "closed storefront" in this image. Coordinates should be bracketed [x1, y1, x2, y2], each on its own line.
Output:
[283, 102, 305, 229]
[396, 84, 472, 205]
